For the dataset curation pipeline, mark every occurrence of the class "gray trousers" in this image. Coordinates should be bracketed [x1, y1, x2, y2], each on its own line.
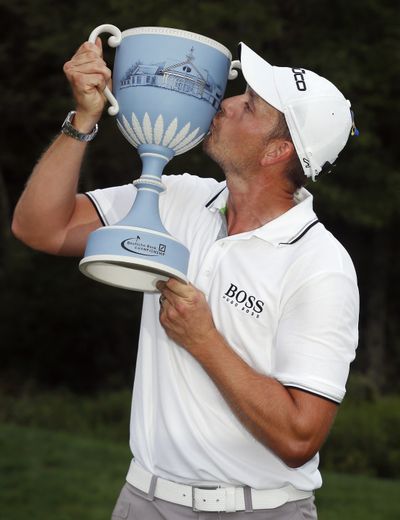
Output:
[111, 482, 318, 520]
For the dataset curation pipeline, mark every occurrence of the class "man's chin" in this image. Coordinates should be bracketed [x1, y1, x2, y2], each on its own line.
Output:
[202, 137, 217, 160]
[203, 140, 226, 171]
[202, 134, 212, 155]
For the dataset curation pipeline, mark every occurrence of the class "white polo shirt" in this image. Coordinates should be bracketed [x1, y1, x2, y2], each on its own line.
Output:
[87, 173, 359, 491]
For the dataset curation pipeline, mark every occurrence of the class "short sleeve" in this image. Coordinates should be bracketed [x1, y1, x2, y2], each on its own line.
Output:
[85, 183, 136, 225]
[274, 272, 359, 403]
[85, 175, 186, 226]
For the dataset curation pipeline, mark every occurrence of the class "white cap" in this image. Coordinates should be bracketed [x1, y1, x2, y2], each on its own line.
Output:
[239, 42, 353, 180]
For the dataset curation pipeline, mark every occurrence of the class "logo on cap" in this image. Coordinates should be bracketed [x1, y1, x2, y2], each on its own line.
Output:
[292, 68, 307, 91]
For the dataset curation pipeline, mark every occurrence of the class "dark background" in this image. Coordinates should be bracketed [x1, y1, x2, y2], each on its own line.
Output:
[1, 0, 399, 405]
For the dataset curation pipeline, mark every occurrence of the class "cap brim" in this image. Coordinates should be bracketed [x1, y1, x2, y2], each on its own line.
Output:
[238, 42, 283, 112]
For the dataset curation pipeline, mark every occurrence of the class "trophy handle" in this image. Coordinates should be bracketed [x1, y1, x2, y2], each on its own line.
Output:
[228, 60, 241, 80]
[88, 24, 122, 116]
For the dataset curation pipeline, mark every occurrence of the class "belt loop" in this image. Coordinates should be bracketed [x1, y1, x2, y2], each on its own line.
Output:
[191, 486, 198, 512]
[145, 475, 158, 502]
[243, 486, 254, 513]
[225, 487, 236, 513]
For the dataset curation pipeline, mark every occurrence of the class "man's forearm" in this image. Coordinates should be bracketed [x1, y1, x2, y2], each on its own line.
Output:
[192, 330, 322, 467]
[12, 132, 88, 252]
[13, 37, 109, 255]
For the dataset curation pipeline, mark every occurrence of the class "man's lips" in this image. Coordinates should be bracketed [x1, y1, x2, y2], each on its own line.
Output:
[207, 110, 223, 136]
[206, 121, 216, 137]
[211, 116, 220, 130]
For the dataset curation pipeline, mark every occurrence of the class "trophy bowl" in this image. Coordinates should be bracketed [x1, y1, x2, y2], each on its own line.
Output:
[79, 25, 239, 292]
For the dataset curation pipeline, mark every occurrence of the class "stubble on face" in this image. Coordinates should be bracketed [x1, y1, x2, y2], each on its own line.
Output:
[202, 126, 234, 173]
[202, 99, 276, 176]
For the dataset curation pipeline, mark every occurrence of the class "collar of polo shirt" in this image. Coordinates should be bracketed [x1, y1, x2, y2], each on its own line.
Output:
[205, 186, 319, 247]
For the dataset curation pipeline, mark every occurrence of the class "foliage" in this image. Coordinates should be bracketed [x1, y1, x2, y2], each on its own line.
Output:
[0, 387, 131, 442]
[321, 393, 400, 478]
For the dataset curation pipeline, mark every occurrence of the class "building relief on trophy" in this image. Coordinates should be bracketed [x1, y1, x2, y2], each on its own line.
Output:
[117, 112, 205, 155]
[120, 47, 223, 109]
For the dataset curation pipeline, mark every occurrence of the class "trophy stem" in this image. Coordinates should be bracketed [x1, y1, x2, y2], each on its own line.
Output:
[118, 143, 174, 231]
[120, 181, 165, 231]
[138, 143, 175, 176]
[79, 143, 190, 292]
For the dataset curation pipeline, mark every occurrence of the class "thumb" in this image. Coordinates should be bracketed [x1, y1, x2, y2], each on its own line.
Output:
[95, 36, 103, 55]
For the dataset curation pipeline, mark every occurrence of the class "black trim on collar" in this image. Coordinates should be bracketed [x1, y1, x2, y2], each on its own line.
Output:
[279, 219, 319, 246]
[205, 187, 227, 208]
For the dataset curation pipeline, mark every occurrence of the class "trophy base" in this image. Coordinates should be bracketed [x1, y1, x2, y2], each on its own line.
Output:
[79, 224, 190, 292]
[79, 254, 188, 293]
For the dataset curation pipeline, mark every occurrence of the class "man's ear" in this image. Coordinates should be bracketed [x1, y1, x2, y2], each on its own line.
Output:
[261, 140, 295, 167]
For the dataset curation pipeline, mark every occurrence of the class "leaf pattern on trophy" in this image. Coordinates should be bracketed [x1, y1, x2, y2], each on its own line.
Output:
[120, 115, 140, 146]
[117, 119, 137, 147]
[174, 127, 200, 152]
[117, 112, 205, 154]
[154, 115, 164, 145]
[168, 122, 191, 149]
[131, 112, 146, 144]
[143, 113, 153, 144]
[162, 118, 178, 147]
[175, 133, 205, 155]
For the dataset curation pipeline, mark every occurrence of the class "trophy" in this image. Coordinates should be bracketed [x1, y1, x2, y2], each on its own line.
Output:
[79, 24, 239, 292]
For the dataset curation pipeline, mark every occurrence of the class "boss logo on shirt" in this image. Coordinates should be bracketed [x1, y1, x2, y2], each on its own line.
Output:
[222, 283, 265, 319]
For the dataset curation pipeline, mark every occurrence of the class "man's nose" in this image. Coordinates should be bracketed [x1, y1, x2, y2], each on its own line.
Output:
[220, 96, 237, 117]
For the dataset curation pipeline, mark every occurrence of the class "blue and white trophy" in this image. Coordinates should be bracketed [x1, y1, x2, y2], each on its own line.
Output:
[79, 25, 239, 292]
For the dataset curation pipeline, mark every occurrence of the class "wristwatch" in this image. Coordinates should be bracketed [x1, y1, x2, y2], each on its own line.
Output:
[61, 111, 98, 142]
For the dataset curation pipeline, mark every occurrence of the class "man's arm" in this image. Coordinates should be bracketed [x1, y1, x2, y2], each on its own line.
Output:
[12, 39, 111, 256]
[157, 278, 338, 468]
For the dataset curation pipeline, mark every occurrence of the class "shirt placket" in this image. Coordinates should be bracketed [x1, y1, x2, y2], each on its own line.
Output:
[195, 239, 232, 294]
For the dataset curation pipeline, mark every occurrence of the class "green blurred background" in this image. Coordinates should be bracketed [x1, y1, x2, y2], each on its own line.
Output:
[0, 0, 399, 518]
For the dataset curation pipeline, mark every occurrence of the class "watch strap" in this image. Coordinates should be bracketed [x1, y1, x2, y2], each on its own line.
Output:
[61, 111, 98, 142]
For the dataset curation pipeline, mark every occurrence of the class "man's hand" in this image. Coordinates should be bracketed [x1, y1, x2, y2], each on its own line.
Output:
[157, 279, 218, 353]
[63, 38, 112, 132]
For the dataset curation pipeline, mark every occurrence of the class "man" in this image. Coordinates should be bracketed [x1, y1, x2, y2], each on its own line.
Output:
[12, 37, 359, 519]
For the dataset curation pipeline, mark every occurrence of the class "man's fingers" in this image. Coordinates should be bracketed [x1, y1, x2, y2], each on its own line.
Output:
[62, 39, 110, 120]
[157, 283, 185, 317]
[67, 54, 106, 69]
[64, 64, 111, 87]
[76, 40, 103, 57]
[63, 51, 112, 94]
[95, 36, 103, 52]
[67, 72, 108, 93]
[158, 286, 176, 307]
[64, 41, 107, 75]
[157, 278, 192, 298]
[157, 280, 167, 292]
[64, 52, 110, 74]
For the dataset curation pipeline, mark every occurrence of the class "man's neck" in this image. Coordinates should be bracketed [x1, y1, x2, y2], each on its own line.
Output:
[225, 172, 296, 236]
